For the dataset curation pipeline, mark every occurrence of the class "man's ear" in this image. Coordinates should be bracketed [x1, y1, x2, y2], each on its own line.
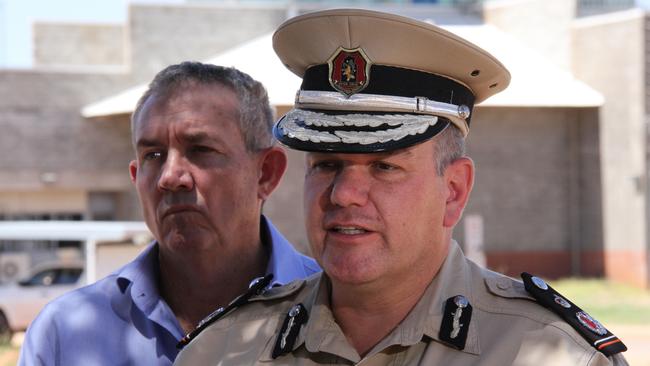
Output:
[257, 146, 288, 200]
[443, 157, 474, 228]
[129, 160, 138, 184]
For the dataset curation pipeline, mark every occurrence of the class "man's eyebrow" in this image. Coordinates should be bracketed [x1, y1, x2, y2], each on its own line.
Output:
[135, 138, 161, 149]
[182, 131, 214, 143]
[135, 131, 218, 147]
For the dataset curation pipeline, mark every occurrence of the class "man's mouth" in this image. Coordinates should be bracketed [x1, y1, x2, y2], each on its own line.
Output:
[161, 205, 200, 219]
[331, 226, 369, 235]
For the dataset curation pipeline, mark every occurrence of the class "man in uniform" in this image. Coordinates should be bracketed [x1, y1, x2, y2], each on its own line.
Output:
[174, 10, 628, 365]
[19, 62, 320, 365]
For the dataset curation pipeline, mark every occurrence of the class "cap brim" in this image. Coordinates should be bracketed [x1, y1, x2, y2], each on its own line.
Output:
[274, 108, 450, 153]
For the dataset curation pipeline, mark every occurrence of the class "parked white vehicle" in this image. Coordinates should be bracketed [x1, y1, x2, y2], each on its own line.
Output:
[0, 220, 151, 343]
[0, 261, 84, 343]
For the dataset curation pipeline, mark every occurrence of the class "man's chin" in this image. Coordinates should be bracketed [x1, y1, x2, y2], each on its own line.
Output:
[323, 258, 383, 287]
[159, 228, 209, 251]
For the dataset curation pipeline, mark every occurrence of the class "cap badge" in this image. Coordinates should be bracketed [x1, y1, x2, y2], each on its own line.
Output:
[328, 47, 371, 96]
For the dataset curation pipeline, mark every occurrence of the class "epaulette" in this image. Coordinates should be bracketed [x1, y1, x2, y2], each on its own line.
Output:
[176, 273, 273, 349]
[521, 272, 627, 357]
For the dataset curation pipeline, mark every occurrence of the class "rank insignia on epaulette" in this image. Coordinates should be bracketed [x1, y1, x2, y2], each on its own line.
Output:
[521, 272, 627, 357]
[439, 295, 473, 350]
[272, 303, 309, 359]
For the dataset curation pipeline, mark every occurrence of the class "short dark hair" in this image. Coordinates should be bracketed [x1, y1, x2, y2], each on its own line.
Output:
[131, 61, 275, 152]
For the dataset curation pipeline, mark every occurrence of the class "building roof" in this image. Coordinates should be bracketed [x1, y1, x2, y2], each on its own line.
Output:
[449, 25, 604, 108]
[81, 24, 603, 118]
[0, 221, 150, 242]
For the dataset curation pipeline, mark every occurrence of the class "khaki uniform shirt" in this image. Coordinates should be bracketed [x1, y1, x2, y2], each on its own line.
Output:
[174, 241, 628, 365]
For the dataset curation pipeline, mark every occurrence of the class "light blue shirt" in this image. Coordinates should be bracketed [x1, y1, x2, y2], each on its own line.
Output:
[18, 216, 320, 366]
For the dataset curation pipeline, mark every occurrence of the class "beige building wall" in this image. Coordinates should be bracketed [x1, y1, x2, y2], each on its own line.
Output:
[572, 10, 649, 287]
[0, 70, 135, 220]
[127, 3, 288, 82]
[484, 0, 576, 70]
[0, 191, 87, 215]
[458, 106, 603, 278]
[264, 148, 310, 255]
[95, 243, 148, 279]
[33, 23, 126, 67]
[0, 71, 133, 190]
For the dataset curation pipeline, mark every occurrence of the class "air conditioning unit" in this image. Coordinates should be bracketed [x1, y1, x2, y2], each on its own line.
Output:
[0, 253, 30, 284]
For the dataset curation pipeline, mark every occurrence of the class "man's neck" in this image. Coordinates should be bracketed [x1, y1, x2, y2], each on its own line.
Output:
[158, 238, 269, 334]
[329, 271, 435, 358]
[329, 236, 451, 358]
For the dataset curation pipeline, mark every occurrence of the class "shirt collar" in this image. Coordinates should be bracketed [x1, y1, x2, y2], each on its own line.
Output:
[115, 216, 316, 341]
[262, 215, 317, 287]
[115, 241, 185, 339]
[391, 240, 480, 355]
[119, 216, 294, 303]
[288, 240, 480, 362]
[116, 241, 160, 312]
[303, 276, 361, 361]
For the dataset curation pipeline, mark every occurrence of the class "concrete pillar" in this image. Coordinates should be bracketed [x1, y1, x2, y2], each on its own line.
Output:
[572, 10, 649, 288]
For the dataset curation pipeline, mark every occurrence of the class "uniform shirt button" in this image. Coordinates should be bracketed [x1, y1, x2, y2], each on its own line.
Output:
[497, 279, 511, 290]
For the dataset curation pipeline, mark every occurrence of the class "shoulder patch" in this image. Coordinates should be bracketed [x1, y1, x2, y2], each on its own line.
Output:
[521, 272, 627, 357]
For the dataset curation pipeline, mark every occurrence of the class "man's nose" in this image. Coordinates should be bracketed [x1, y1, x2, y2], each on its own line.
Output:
[329, 167, 370, 208]
[158, 152, 194, 192]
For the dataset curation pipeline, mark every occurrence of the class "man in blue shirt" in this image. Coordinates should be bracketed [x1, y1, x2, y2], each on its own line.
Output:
[19, 62, 320, 366]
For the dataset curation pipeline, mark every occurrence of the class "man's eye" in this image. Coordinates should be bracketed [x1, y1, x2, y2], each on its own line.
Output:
[373, 161, 396, 171]
[312, 161, 340, 171]
[191, 145, 214, 154]
[143, 151, 162, 161]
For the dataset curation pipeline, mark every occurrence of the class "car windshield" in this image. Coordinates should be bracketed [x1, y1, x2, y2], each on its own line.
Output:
[22, 268, 82, 286]
[57, 268, 83, 284]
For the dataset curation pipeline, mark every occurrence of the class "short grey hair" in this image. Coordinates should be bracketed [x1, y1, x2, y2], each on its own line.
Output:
[131, 61, 274, 152]
[432, 123, 466, 176]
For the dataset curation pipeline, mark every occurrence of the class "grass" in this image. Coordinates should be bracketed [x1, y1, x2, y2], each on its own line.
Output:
[0, 343, 19, 366]
[550, 278, 650, 324]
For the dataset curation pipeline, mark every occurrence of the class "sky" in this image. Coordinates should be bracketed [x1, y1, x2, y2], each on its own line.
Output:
[0, 0, 183, 68]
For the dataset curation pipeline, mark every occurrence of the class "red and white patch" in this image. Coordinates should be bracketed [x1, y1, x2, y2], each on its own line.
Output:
[327, 47, 371, 95]
[576, 311, 607, 336]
